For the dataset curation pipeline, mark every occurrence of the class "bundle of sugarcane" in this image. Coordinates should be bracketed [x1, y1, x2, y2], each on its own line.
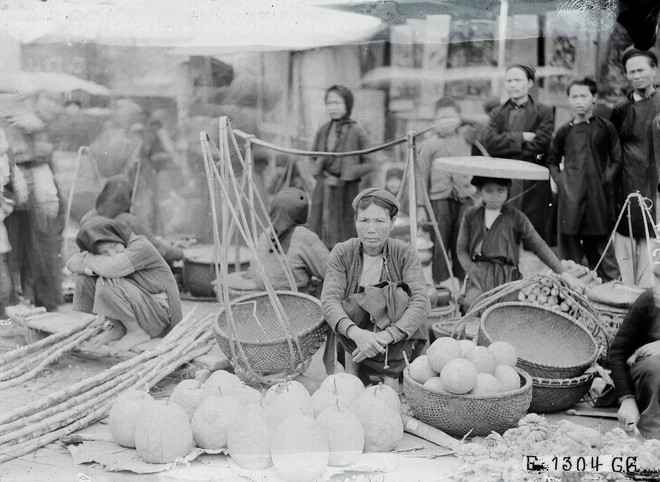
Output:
[0, 315, 106, 389]
[0, 307, 216, 463]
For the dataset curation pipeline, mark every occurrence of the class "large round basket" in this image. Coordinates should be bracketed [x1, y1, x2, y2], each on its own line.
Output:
[214, 291, 326, 378]
[479, 302, 599, 379]
[590, 301, 628, 343]
[529, 372, 596, 413]
[431, 316, 479, 341]
[403, 367, 533, 438]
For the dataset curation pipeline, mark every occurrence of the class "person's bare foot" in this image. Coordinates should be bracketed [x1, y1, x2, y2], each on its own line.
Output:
[89, 319, 126, 348]
[109, 329, 151, 353]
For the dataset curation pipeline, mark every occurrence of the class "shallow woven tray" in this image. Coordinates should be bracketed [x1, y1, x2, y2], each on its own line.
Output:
[529, 372, 596, 413]
[479, 302, 599, 379]
[432, 316, 480, 340]
[214, 291, 326, 376]
[586, 282, 644, 308]
[403, 367, 533, 438]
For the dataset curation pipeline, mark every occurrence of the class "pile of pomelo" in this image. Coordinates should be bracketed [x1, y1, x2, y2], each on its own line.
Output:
[408, 337, 521, 396]
[109, 370, 404, 481]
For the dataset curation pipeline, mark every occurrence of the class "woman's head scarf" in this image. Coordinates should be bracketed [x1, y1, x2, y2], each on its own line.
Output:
[352, 188, 400, 218]
[269, 188, 309, 253]
[76, 217, 133, 254]
[325, 85, 354, 119]
[95, 175, 133, 219]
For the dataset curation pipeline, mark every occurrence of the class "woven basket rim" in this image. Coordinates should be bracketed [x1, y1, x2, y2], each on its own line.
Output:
[480, 302, 599, 369]
[214, 290, 324, 345]
[532, 371, 596, 387]
[403, 366, 532, 400]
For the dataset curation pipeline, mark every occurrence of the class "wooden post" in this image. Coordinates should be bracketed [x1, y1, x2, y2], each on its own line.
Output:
[407, 131, 418, 250]
[494, 0, 510, 94]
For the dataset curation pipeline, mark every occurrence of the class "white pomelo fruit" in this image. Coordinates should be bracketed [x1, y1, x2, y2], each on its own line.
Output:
[169, 379, 213, 420]
[408, 355, 437, 384]
[350, 395, 403, 452]
[440, 358, 478, 395]
[427, 337, 462, 372]
[108, 388, 154, 448]
[494, 365, 521, 392]
[316, 406, 365, 467]
[271, 414, 329, 481]
[227, 403, 273, 470]
[487, 341, 518, 367]
[464, 346, 497, 374]
[470, 373, 501, 396]
[191, 394, 242, 449]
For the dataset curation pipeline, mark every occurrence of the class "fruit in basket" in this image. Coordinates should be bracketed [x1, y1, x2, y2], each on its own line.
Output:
[427, 337, 462, 372]
[227, 403, 274, 469]
[487, 341, 517, 367]
[170, 379, 214, 421]
[423, 376, 448, 394]
[465, 346, 497, 374]
[362, 383, 401, 413]
[134, 399, 194, 464]
[470, 373, 501, 396]
[316, 406, 365, 466]
[458, 339, 477, 357]
[264, 379, 313, 425]
[271, 414, 329, 481]
[312, 375, 364, 417]
[191, 394, 241, 450]
[108, 388, 154, 448]
[203, 369, 244, 393]
[440, 358, 478, 394]
[350, 395, 403, 452]
[408, 355, 437, 384]
[494, 365, 521, 392]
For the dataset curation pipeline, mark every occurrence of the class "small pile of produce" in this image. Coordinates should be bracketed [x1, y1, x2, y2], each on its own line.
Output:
[451, 413, 660, 481]
[516, 267, 598, 314]
[107, 372, 412, 480]
[408, 337, 520, 396]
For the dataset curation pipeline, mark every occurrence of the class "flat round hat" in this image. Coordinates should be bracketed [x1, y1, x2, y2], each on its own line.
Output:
[432, 156, 549, 181]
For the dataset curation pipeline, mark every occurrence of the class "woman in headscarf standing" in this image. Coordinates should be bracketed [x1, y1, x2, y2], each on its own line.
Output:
[322, 188, 430, 390]
[66, 217, 182, 353]
[309, 85, 376, 249]
[480, 64, 555, 243]
[226, 188, 330, 295]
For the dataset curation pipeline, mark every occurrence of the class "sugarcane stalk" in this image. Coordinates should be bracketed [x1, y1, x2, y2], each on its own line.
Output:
[0, 366, 140, 436]
[0, 314, 99, 365]
[0, 321, 104, 382]
[0, 323, 105, 388]
[0, 400, 112, 464]
[0, 363, 145, 446]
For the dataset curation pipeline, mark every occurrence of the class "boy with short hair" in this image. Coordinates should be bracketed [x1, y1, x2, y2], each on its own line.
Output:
[416, 98, 477, 288]
[547, 77, 621, 281]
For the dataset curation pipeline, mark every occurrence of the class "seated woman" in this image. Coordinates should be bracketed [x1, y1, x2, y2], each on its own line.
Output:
[609, 282, 660, 439]
[457, 176, 579, 311]
[225, 187, 329, 295]
[80, 174, 183, 264]
[321, 188, 430, 390]
[66, 217, 182, 353]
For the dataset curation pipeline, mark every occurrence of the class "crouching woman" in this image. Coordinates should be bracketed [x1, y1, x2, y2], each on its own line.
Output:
[321, 188, 430, 390]
[66, 217, 182, 353]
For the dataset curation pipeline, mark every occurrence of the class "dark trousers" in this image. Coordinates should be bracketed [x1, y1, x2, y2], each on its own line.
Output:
[630, 354, 660, 438]
[6, 207, 64, 311]
[430, 198, 470, 284]
[558, 233, 620, 282]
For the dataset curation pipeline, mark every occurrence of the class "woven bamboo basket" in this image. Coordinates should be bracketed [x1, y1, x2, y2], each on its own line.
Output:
[452, 273, 610, 362]
[479, 302, 599, 379]
[529, 372, 596, 413]
[432, 316, 480, 341]
[590, 301, 628, 342]
[214, 291, 326, 378]
[403, 367, 533, 438]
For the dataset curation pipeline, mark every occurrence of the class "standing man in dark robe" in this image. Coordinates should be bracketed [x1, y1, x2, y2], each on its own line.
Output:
[480, 64, 555, 244]
[610, 47, 660, 287]
[547, 77, 622, 282]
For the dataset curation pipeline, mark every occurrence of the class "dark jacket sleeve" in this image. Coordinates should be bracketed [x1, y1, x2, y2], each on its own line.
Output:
[609, 290, 654, 399]
[343, 124, 376, 180]
[522, 104, 554, 165]
[653, 114, 660, 181]
[518, 210, 564, 273]
[605, 119, 623, 184]
[482, 109, 523, 158]
[456, 210, 474, 275]
[547, 124, 567, 183]
[320, 242, 352, 332]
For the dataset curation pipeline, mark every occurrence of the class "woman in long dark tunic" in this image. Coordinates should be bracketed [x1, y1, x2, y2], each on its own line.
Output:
[322, 188, 429, 390]
[309, 85, 376, 249]
[66, 218, 182, 353]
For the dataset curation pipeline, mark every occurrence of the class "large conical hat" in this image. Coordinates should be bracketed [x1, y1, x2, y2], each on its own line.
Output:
[432, 156, 549, 181]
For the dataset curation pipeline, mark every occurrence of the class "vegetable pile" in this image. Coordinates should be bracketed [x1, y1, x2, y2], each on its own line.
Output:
[451, 414, 660, 481]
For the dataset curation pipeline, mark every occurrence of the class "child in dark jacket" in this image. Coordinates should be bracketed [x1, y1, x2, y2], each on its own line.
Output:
[547, 77, 622, 282]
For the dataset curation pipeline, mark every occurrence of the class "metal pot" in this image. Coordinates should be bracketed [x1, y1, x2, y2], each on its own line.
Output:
[182, 244, 252, 297]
